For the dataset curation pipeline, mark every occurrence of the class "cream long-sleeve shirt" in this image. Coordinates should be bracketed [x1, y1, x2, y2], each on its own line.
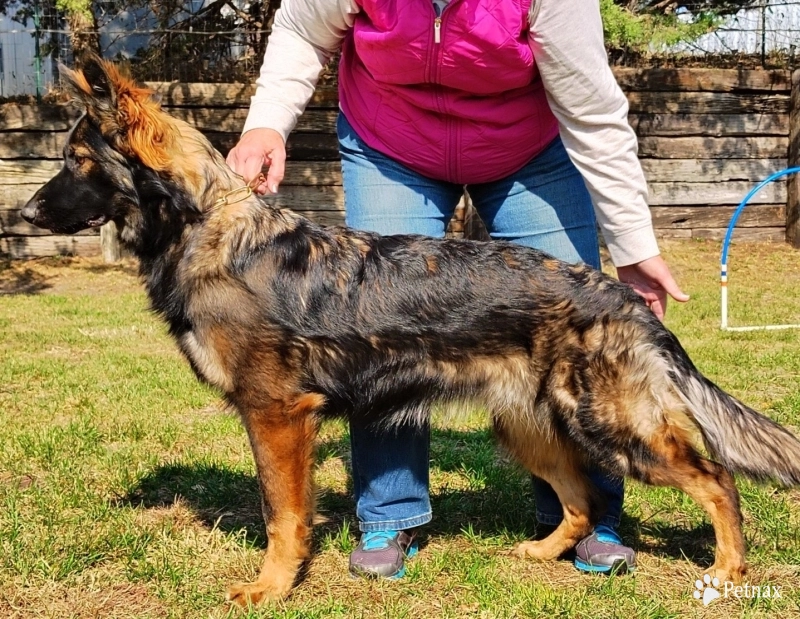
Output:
[241, 0, 659, 267]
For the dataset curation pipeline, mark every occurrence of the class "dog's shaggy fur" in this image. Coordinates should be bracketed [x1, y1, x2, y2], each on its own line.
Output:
[22, 58, 800, 606]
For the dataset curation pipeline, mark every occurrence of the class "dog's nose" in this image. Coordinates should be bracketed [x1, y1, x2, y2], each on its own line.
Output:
[20, 201, 39, 223]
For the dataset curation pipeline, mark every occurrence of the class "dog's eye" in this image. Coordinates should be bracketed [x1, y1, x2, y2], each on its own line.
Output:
[73, 154, 89, 166]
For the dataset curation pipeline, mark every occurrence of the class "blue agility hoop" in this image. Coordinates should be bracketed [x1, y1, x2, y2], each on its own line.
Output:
[720, 166, 800, 331]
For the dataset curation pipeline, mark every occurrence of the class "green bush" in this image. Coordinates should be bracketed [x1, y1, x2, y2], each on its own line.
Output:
[600, 0, 720, 54]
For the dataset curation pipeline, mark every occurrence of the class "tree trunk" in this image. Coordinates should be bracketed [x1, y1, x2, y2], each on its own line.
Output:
[67, 9, 100, 59]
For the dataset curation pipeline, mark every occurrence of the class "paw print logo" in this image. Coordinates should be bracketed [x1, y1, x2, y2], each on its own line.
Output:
[693, 574, 721, 606]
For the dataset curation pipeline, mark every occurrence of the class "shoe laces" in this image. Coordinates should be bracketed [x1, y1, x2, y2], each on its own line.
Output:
[594, 524, 623, 545]
[361, 530, 400, 551]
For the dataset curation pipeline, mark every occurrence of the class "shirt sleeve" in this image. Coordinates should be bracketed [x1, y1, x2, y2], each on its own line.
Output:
[528, 0, 659, 266]
[241, 0, 359, 142]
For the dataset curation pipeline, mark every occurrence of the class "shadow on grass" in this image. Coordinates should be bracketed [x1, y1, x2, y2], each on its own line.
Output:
[0, 261, 52, 295]
[0, 256, 139, 295]
[630, 520, 716, 565]
[117, 427, 717, 567]
[83, 259, 139, 277]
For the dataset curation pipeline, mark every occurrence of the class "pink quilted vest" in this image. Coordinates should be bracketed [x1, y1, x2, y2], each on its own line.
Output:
[338, 0, 560, 184]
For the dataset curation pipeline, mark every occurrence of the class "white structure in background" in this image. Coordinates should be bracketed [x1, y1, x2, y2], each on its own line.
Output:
[675, 0, 799, 55]
[0, 0, 234, 97]
[0, 12, 60, 97]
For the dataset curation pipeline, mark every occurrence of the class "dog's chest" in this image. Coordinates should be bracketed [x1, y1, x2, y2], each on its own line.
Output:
[179, 328, 235, 392]
[167, 265, 259, 394]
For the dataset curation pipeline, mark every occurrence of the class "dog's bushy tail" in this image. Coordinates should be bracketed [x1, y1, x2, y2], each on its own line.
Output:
[668, 342, 800, 486]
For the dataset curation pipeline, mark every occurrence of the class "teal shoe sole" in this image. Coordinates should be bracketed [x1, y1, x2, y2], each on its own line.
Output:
[574, 557, 634, 575]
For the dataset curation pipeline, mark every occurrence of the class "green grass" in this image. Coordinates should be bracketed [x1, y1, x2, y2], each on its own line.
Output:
[1, 240, 799, 618]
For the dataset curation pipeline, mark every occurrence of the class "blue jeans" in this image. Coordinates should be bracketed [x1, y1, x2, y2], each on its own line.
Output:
[338, 113, 624, 532]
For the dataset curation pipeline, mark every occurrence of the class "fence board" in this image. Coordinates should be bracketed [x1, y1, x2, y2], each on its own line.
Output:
[147, 82, 339, 109]
[657, 227, 785, 241]
[640, 158, 787, 182]
[0, 160, 63, 184]
[164, 107, 337, 133]
[281, 161, 342, 186]
[650, 205, 784, 229]
[629, 113, 788, 137]
[647, 181, 785, 206]
[259, 186, 344, 211]
[0, 159, 343, 187]
[611, 68, 792, 93]
[0, 235, 101, 258]
[0, 102, 79, 131]
[0, 131, 340, 161]
[0, 183, 335, 211]
[638, 136, 788, 159]
[626, 92, 789, 115]
[690, 227, 785, 242]
[206, 132, 340, 160]
[1, 184, 43, 209]
[0, 103, 337, 134]
[0, 132, 67, 159]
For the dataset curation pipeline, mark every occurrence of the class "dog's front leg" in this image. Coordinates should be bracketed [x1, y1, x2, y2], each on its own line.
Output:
[226, 394, 323, 607]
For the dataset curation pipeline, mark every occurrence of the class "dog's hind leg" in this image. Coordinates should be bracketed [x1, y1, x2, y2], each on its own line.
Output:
[494, 416, 601, 561]
[226, 393, 323, 606]
[633, 423, 747, 584]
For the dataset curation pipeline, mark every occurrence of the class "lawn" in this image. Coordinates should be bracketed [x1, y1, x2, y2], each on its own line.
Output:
[0, 239, 799, 618]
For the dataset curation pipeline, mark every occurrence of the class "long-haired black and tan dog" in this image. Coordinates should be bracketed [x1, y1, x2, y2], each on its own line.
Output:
[21, 58, 800, 606]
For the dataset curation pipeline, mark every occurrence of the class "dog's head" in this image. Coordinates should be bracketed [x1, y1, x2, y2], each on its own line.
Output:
[21, 56, 194, 235]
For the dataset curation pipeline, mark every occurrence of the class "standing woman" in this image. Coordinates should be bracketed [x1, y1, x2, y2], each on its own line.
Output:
[228, 0, 688, 581]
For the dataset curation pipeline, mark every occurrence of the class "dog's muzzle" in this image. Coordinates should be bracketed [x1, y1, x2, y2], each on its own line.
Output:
[20, 200, 40, 224]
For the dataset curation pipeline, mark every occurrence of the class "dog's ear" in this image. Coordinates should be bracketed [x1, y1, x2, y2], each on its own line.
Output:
[78, 53, 117, 106]
[57, 62, 92, 101]
[57, 56, 176, 171]
[57, 54, 117, 120]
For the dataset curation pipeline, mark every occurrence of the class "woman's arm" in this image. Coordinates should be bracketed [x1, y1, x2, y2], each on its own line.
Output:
[228, 0, 357, 193]
[529, 0, 688, 317]
[528, 0, 655, 268]
[242, 0, 358, 141]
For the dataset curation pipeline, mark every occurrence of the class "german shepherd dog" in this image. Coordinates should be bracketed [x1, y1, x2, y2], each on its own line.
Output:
[21, 58, 800, 606]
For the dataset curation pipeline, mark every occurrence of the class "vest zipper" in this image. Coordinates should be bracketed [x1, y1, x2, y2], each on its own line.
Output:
[431, 1, 454, 179]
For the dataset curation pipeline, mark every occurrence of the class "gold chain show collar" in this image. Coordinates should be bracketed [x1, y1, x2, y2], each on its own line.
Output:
[210, 174, 266, 211]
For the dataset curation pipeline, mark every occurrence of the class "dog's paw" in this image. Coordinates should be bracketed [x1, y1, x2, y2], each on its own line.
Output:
[510, 540, 549, 561]
[705, 563, 747, 586]
[225, 580, 290, 607]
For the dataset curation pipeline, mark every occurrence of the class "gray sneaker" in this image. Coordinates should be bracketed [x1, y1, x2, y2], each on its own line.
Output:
[349, 530, 418, 579]
[574, 524, 636, 574]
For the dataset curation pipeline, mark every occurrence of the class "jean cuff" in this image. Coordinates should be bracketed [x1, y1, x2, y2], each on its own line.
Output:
[358, 511, 432, 533]
[535, 512, 622, 530]
[535, 512, 563, 527]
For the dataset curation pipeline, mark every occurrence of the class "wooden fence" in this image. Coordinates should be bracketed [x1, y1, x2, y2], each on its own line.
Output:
[1, 67, 798, 259]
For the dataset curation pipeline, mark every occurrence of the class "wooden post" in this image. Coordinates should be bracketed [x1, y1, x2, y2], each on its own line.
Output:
[462, 192, 490, 241]
[100, 221, 121, 262]
[787, 69, 800, 247]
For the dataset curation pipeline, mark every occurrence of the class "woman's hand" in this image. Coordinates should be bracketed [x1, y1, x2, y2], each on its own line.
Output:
[226, 128, 286, 195]
[616, 255, 690, 321]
